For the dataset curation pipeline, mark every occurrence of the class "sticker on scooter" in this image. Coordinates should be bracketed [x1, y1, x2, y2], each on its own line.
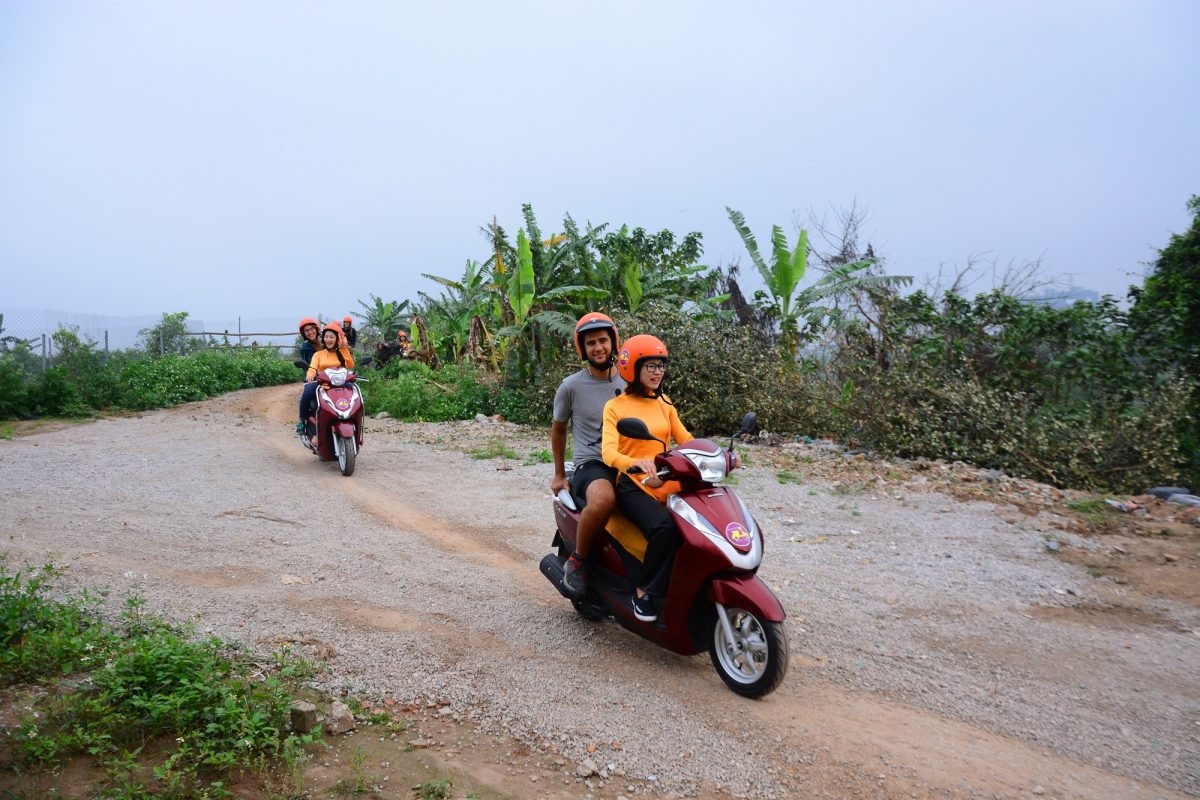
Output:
[724, 522, 752, 552]
[335, 398, 350, 410]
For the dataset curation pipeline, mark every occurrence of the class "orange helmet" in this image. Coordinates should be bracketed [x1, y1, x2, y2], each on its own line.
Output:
[617, 334, 668, 384]
[298, 317, 320, 336]
[343, 316, 353, 325]
[320, 321, 344, 346]
[574, 312, 619, 360]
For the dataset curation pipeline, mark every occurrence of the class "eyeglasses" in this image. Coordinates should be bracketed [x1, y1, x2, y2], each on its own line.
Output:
[641, 361, 667, 373]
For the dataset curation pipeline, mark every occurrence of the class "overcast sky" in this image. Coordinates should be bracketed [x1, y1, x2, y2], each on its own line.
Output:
[2, 1, 1197, 327]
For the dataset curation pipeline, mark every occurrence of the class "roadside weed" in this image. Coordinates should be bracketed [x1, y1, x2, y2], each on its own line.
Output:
[0, 557, 322, 798]
[1067, 498, 1111, 525]
[523, 448, 553, 465]
[416, 779, 452, 799]
[471, 438, 519, 460]
[776, 470, 803, 485]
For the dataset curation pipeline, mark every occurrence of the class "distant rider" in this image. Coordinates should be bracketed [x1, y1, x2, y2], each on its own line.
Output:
[341, 316, 358, 348]
[298, 322, 355, 441]
[295, 317, 321, 434]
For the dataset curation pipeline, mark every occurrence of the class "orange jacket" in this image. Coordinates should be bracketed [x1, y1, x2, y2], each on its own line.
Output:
[306, 345, 355, 381]
[601, 392, 692, 503]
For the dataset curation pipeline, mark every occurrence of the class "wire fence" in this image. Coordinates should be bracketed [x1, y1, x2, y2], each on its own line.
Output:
[0, 308, 307, 366]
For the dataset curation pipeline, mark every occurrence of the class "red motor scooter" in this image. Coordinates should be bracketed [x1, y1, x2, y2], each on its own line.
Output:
[539, 413, 788, 698]
[294, 360, 369, 477]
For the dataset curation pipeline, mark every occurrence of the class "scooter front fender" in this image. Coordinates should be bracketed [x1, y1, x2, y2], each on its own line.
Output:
[333, 421, 357, 439]
[708, 573, 786, 623]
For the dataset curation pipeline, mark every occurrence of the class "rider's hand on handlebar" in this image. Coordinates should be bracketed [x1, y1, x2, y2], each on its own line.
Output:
[551, 474, 569, 494]
[631, 458, 663, 488]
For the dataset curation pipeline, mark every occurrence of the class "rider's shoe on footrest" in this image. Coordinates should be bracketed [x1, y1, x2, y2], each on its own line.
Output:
[561, 554, 586, 595]
[632, 593, 657, 622]
[295, 421, 305, 434]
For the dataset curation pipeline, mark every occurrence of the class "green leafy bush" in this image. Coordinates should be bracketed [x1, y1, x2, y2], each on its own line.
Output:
[116, 349, 297, 411]
[0, 356, 32, 419]
[0, 559, 113, 684]
[615, 303, 818, 437]
[1, 556, 320, 796]
[33, 367, 90, 417]
[366, 361, 496, 421]
[826, 289, 1197, 491]
[0, 334, 297, 420]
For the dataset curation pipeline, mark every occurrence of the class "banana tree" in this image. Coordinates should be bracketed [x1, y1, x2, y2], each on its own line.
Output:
[727, 206, 908, 360]
[416, 260, 499, 366]
[355, 294, 410, 344]
[497, 228, 605, 387]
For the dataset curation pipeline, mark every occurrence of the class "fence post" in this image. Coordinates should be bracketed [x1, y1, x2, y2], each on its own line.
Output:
[41, 334, 48, 372]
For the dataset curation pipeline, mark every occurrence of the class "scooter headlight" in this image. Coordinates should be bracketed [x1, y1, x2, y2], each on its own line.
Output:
[679, 447, 728, 483]
[325, 368, 349, 387]
[669, 496, 720, 538]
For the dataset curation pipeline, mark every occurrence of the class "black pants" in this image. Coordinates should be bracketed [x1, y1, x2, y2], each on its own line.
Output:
[570, 460, 617, 510]
[615, 475, 680, 597]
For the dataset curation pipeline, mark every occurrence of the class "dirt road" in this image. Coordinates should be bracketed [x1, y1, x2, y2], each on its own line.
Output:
[2, 385, 1196, 799]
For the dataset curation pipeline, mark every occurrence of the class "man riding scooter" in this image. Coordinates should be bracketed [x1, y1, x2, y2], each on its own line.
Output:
[550, 312, 626, 595]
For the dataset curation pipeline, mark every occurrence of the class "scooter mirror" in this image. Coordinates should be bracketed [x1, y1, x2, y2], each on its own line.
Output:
[358, 356, 374, 367]
[738, 412, 758, 434]
[616, 418, 654, 440]
[293, 359, 308, 369]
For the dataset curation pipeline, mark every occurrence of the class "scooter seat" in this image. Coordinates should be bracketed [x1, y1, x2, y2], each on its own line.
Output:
[605, 511, 648, 562]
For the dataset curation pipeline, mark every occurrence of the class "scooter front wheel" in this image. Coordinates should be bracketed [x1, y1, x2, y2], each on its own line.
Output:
[709, 606, 788, 698]
[336, 434, 356, 476]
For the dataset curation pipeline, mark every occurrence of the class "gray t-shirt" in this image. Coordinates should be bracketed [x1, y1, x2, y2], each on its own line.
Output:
[552, 368, 626, 465]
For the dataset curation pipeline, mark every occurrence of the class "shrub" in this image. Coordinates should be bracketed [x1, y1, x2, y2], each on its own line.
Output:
[33, 367, 90, 417]
[2, 557, 320, 796]
[117, 349, 296, 411]
[0, 356, 32, 419]
[366, 362, 497, 421]
[615, 303, 812, 437]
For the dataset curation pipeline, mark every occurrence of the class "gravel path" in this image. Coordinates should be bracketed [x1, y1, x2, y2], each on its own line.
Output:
[2, 385, 1196, 799]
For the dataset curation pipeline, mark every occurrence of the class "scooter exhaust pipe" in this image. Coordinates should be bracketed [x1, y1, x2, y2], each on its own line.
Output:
[539, 554, 576, 600]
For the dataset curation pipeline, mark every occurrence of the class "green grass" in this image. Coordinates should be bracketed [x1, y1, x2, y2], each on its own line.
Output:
[1067, 498, 1112, 525]
[471, 437, 519, 460]
[416, 779, 453, 799]
[331, 746, 372, 797]
[0, 555, 320, 798]
[775, 469, 803, 485]
[523, 448, 553, 465]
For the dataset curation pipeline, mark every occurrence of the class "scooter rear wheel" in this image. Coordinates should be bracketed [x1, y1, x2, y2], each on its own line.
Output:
[709, 607, 788, 698]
